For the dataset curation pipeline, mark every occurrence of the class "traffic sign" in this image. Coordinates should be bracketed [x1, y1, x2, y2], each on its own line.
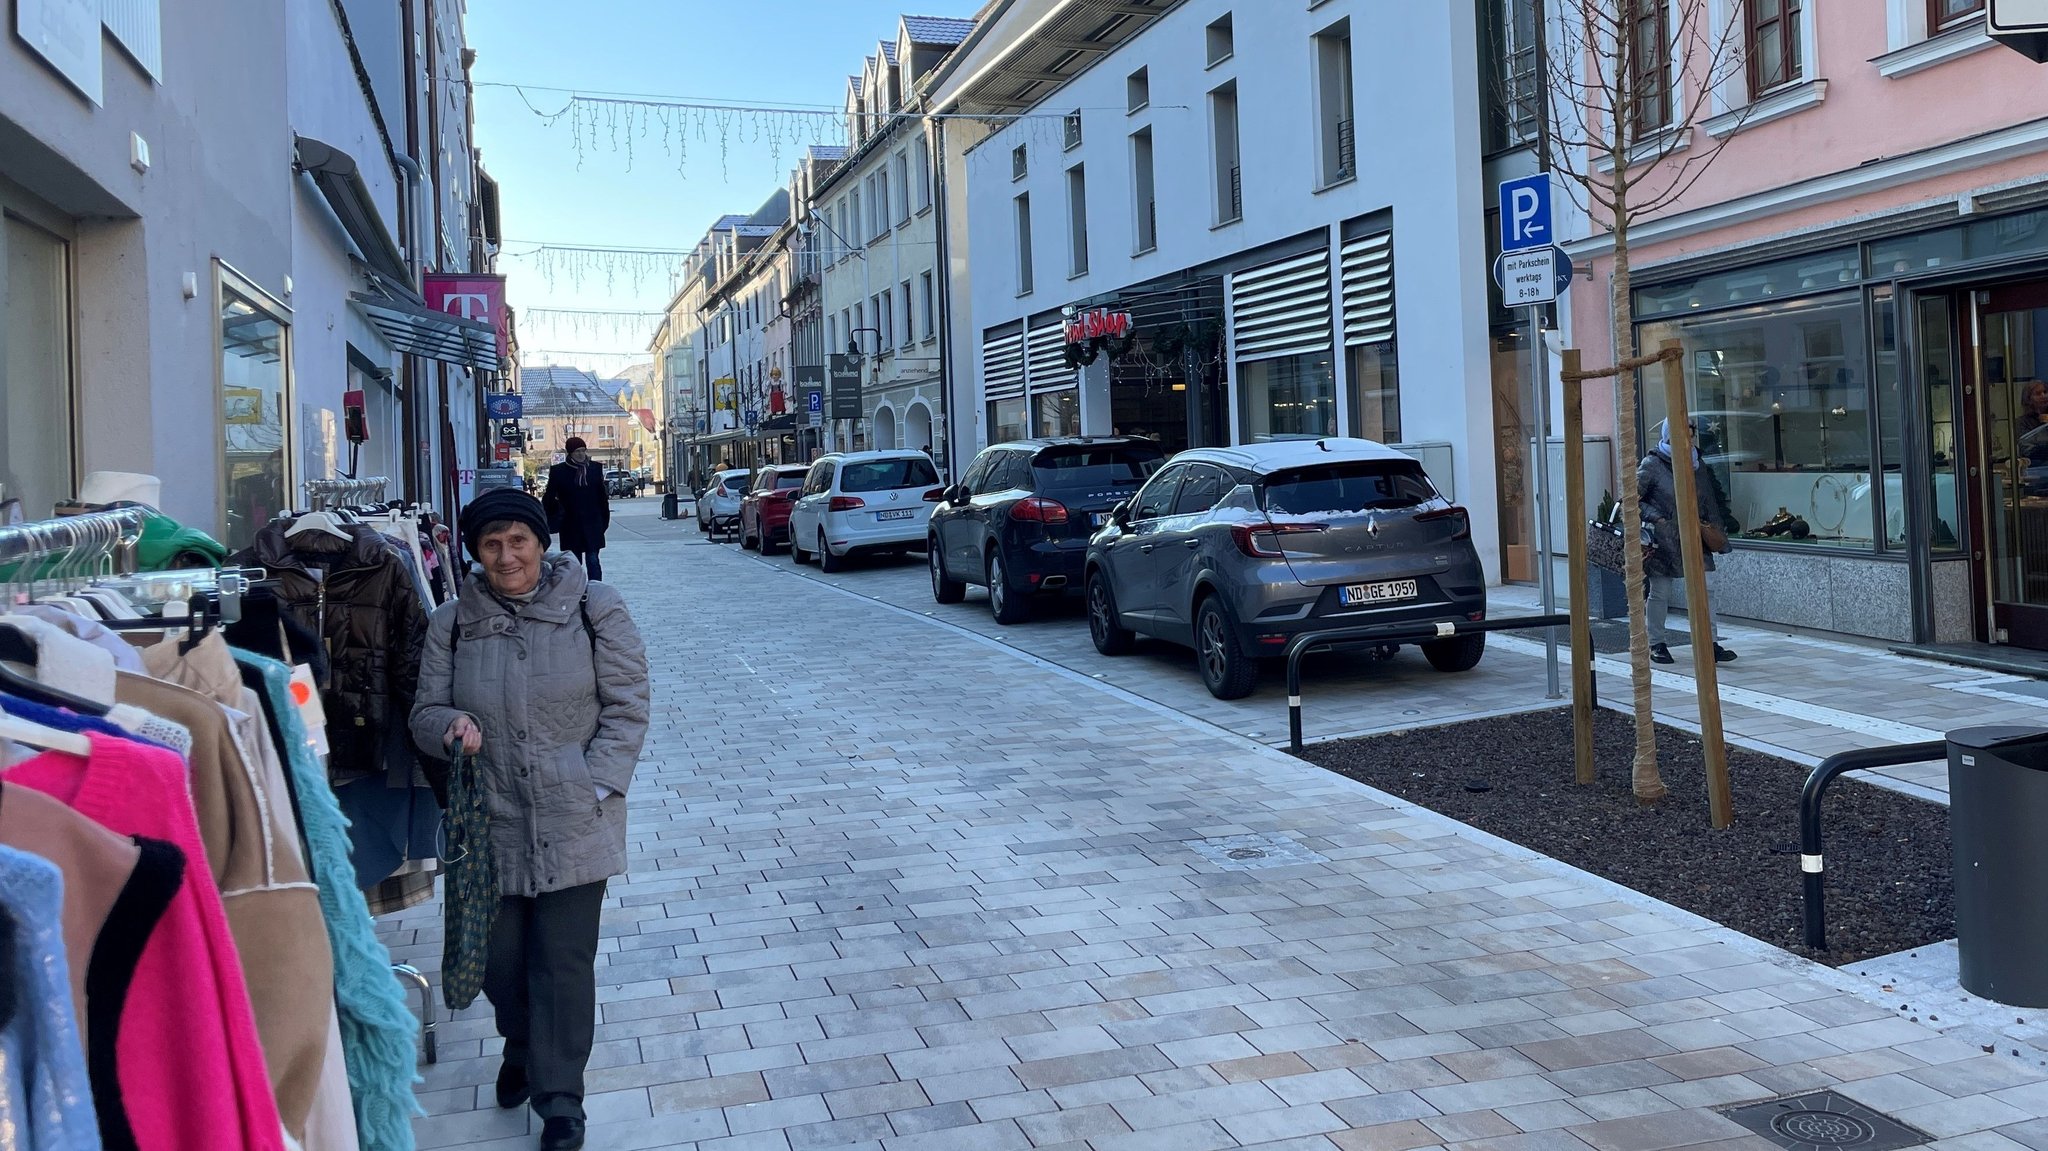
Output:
[1492, 245, 1573, 301]
[485, 393, 523, 420]
[744, 408, 760, 426]
[1498, 173, 1554, 252]
[1494, 247, 1558, 306]
[806, 390, 823, 414]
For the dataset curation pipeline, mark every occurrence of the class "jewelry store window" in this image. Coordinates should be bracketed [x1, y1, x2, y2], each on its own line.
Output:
[1638, 265, 1881, 552]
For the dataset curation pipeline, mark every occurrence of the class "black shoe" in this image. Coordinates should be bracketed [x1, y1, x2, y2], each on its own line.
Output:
[495, 1063, 528, 1110]
[540, 1117, 586, 1151]
[1714, 644, 1738, 663]
[1649, 643, 1674, 664]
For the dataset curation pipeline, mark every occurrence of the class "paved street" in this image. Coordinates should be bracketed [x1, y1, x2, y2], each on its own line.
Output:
[383, 499, 2048, 1151]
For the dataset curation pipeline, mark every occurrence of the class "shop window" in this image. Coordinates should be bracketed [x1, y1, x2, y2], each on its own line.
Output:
[1210, 82, 1242, 226]
[219, 268, 293, 551]
[1035, 391, 1080, 437]
[1747, 0, 1805, 95]
[1917, 295, 1962, 552]
[1314, 18, 1355, 186]
[988, 398, 1028, 444]
[2, 213, 73, 520]
[1131, 128, 1158, 254]
[1349, 342, 1402, 443]
[1240, 353, 1337, 442]
[1638, 292, 1875, 551]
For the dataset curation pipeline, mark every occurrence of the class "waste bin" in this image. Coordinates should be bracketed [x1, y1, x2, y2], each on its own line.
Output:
[661, 490, 679, 520]
[1947, 725, 2048, 1007]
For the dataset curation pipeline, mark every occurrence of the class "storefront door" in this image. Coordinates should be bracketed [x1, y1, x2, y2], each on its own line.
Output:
[1962, 282, 2048, 648]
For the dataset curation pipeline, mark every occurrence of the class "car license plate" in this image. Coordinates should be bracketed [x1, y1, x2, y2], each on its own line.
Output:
[878, 509, 915, 521]
[1341, 579, 1418, 606]
[1092, 513, 1108, 527]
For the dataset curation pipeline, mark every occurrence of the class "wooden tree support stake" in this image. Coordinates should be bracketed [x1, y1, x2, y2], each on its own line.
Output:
[1658, 342, 1734, 828]
[1560, 350, 1596, 786]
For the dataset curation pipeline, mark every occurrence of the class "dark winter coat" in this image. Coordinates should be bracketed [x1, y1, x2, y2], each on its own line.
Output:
[234, 522, 427, 784]
[1637, 450, 1738, 578]
[543, 460, 611, 552]
[409, 555, 649, 896]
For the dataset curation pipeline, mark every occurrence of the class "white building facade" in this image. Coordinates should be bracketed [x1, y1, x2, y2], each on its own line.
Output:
[933, 0, 1508, 579]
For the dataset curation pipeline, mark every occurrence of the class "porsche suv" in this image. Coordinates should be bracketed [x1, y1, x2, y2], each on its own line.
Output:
[1082, 438, 1486, 699]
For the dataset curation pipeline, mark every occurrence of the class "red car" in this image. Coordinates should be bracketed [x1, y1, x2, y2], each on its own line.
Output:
[739, 464, 810, 555]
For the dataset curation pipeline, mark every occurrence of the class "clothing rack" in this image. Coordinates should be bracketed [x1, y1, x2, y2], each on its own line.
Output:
[0, 505, 150, 571]
[304, 476, 391, 511]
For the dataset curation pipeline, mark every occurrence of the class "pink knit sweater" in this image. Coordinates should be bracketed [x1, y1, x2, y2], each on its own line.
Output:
[6, 731, 287, 1151]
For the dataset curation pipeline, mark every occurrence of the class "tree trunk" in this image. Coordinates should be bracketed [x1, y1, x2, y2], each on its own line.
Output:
[1609, 190, 1667, 802]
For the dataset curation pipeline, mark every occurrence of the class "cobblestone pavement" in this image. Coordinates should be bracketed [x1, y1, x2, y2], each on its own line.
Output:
[386, 500, 2048, 1151]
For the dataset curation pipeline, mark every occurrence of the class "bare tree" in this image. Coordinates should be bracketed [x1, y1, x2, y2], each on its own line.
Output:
[1543, 0, 1748, 801]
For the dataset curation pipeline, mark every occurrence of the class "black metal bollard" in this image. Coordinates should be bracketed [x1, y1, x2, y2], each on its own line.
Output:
[1798, 741, 1946, 950]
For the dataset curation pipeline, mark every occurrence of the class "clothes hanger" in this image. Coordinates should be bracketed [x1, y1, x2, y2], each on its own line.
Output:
[286, 511, 353, 541]
[0, 702, 91, 758]
[0, 626, 112, 717]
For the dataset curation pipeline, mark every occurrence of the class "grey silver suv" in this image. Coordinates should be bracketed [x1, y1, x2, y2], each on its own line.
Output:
[1083, 438, 1486, 699]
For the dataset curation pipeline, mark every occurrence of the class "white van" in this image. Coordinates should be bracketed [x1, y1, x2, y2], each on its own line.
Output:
[789, 451, 944, 571]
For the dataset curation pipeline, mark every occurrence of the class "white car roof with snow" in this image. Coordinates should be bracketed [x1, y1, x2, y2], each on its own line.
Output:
[1179, 438, 1420, 475]
[817, 450, 934, 463]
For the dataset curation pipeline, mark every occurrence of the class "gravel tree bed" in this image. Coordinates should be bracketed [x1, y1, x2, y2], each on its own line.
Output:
[1300, 707, 1951, 966]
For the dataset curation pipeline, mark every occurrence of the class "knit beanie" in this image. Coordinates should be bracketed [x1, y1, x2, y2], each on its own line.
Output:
[459, 489, 551, 560]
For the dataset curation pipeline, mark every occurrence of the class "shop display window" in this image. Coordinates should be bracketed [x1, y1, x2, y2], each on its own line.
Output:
[220, 269, 293, 550]
[1239, 352, 1336, 442]
[1034, 390, 1080, 437]
[987, 397, 1028, 444]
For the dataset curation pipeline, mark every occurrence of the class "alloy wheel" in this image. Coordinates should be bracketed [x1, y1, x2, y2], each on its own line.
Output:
[1200, 610, 1228, 684]
[990, 557, 1007, 616]
[1088, 579, 1111, 643]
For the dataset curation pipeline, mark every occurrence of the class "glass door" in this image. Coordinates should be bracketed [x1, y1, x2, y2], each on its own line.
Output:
[1971, 283, 2048, 648]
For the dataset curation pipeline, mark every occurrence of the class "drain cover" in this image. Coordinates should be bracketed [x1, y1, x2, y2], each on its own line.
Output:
[1189, 833, 1328, 871]
[1723, 1092, 1928, 1151]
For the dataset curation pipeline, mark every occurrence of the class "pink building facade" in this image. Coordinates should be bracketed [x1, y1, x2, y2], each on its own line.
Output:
[1567, 1, 2048, 654]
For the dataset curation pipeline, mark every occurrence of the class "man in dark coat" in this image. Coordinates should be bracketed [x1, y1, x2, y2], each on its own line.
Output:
[542, 436, 611, 580]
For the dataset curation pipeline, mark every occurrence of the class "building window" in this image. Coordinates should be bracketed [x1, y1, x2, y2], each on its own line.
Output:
[988, 398, 1029, 444]
[1064, 111, 1083, 150]
[219, 270, 292, 551]
[874, 294, 891, 354]
[1747, 0, 1805, 94]
[1035, 391, 1080, 437]
[1127, 66, 1150, 113]
[849, 189, 864, 249]
[1211, 82, 1242, 225]
[1066, 164, 1090, 277]
[1015, 193, 1034, 295]
[1013, 144, 1028, 181]
[2, 212, 73, 520]
[1486, 0, 1541, 151]
[1314, 19, 1355, 186]
[920, 271, 936, 340]
[875, 169, 892, 237]
[894, 151, 912, 223]
[913, 135, 933, 211]
[1630, 0, 1672, 134]
[899, 280, 913, 347]
[1931, 0, 1985, 31]
[1349, 341, 1401, 443]
[1207, 12, 1234, 67]
[1131, 128, 1157, 254]
[1638, 292, 1875, 551]
[1241, 354, 1337, 441]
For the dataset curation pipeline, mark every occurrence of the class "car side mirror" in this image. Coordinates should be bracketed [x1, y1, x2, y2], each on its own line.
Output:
[946, 484, 968, 505]
[1110, 501, 1131, 526]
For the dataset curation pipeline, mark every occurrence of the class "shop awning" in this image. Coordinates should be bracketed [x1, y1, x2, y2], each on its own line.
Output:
[295, 135, 410, 288]
[350, 290, 501, 373]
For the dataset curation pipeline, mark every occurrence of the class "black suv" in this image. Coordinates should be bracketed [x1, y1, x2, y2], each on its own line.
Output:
[928, 437, 1165, 623]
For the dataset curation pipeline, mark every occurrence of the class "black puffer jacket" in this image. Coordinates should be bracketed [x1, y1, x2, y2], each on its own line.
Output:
[234, 522, 428, 784]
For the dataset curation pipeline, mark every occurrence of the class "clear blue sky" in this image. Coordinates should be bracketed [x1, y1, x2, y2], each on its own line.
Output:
[467, 1, 982, 373]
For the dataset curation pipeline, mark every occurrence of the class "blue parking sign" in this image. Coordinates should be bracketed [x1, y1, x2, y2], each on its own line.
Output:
[1499, 173, 1553, 252]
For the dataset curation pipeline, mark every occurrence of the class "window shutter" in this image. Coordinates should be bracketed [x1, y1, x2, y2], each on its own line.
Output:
[983, 330, 1026, 402]
[1342, 232, 1396, 347]
[103, 0, 162, 80]
[1230, 249, 1332, 363]
[1027, 323, 1076, 393]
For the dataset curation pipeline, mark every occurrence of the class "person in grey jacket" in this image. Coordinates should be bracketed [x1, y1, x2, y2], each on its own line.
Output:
[1639, 418, 1739, 666]
[411, 488, 649, 1151]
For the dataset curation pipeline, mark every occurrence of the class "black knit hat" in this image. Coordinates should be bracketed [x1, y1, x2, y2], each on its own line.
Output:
[460, 488, 551, 560]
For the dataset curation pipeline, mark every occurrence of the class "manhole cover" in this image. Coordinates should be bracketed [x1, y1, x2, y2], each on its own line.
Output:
[1723, 1092, 1928, 1151]
[1188, 833, 1329, 871]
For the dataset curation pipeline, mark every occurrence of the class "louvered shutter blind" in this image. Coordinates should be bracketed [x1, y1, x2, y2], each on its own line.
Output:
[1027, 323, 1076, 393]
[982, 331, 1026, 401]
[103, 0, 162, 79]
[1230, 250, 1332, 363]
[1342, 232, 1396, 347]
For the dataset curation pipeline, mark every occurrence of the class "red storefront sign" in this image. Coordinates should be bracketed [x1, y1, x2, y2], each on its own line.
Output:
[1064, 308, 1133, 344]
[422, 273, 510, 362]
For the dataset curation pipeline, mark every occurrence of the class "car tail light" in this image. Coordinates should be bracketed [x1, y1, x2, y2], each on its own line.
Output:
[1010, 498, 1069, 524]
[828, 496, 866, 512]
[923, 487, 945, 502]
[1231, 522, 1327, 558]
[1416, 505, 1472, 540]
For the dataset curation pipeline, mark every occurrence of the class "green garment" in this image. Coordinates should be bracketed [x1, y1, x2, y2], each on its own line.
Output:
[135, 512, 228, 571]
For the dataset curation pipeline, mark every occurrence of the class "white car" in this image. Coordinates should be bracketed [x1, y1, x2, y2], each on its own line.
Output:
[789, 451, 944, 571]
[695, 468, 753, 532]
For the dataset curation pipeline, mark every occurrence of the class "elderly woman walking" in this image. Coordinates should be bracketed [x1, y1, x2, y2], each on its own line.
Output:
[412, 488, 650, 1151]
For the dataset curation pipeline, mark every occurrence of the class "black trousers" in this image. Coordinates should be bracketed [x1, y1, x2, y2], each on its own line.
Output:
[570, 548, 603, 581]
[484, 880, 606, 1120]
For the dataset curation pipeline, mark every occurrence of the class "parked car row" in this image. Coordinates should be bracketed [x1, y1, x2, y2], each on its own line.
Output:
[701, 436, 1488, 701]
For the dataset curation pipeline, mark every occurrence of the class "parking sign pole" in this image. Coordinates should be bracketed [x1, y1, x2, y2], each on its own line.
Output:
[1533, 303, 1560, 700]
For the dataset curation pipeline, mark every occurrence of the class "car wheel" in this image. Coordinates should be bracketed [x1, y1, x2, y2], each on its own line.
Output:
[698, 515, 710, 534]
[790, 533, 809, 564]
[741, 521, 759, 551]
[1086, 569, 1135, 656]
[931, 542, 965, 604]
[1422, 632, 1486, 673]
[819, 532, 846, 573]
[1195, 595, 1257, 700]
[988, 551, 1031, 625]
[762, 533, 783, 557]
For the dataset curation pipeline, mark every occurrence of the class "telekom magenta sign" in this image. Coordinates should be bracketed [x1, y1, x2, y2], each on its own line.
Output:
[423, 273, 510, 362]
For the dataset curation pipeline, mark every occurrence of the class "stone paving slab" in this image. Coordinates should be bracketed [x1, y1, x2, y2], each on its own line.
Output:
[389, 504, 2048, 1151]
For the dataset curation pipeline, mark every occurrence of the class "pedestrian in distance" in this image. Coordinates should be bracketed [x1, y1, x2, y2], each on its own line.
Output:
[411, 488, 651, 1151]
[1638, 418, 1739, 666]
[542, 437, 610, 581]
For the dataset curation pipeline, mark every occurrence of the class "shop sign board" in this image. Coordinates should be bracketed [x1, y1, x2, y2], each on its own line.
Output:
[485, 393, 523, 420]
[423, 273, 510, 361]
[18, 0, 102, 103]
[828, 355, 863, 420]
[1990, 0, 2048, 60]
[1064, 308, 1132, 344]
